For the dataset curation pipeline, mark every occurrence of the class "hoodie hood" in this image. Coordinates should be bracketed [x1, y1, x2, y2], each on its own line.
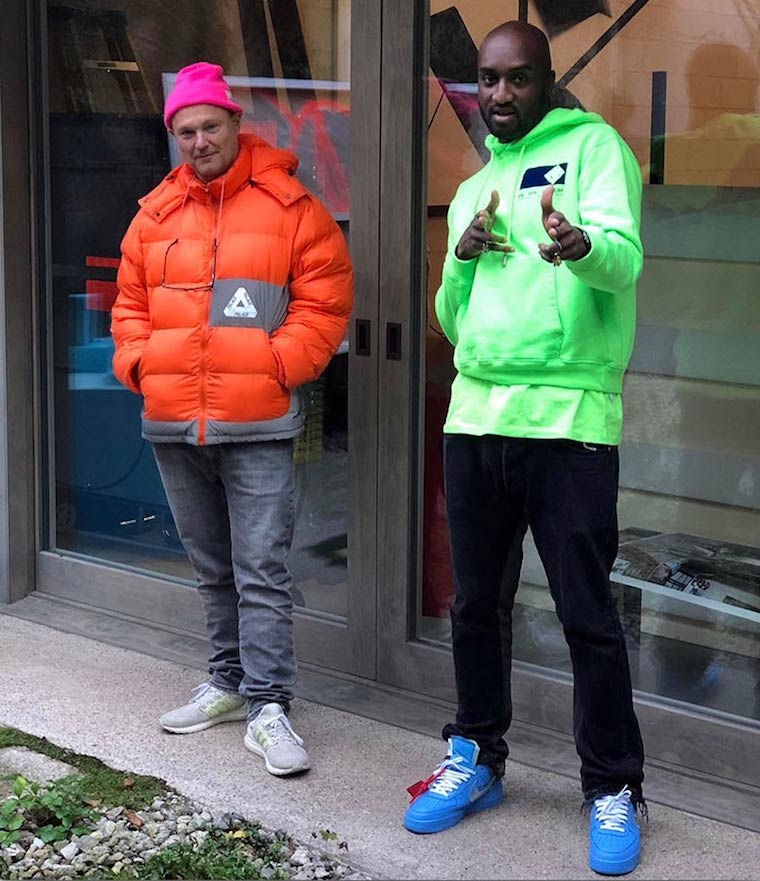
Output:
[485, 108, 607, 156]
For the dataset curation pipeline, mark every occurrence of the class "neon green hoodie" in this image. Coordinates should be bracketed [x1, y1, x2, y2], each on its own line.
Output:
[435, 108, 643, 403]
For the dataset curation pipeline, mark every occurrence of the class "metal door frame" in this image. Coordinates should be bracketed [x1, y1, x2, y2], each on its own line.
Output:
[0, 0, 37, 606]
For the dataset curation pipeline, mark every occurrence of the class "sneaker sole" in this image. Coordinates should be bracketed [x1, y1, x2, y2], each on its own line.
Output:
[589, 849, 640, 876]
[161, 706, 248, 734]
[243, 732, 311, 776]
[403, 781, 503, 834]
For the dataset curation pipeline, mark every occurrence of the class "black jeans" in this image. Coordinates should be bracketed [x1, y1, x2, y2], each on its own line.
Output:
[441, 434, 645, 801]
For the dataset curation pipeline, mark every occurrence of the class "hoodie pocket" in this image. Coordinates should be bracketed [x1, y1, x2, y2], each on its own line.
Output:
[456, 257, 563, 369]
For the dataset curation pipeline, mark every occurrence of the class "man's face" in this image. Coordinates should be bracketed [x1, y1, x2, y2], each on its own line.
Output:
[477, 31, 554, 142]
[170, 105, 241, 182]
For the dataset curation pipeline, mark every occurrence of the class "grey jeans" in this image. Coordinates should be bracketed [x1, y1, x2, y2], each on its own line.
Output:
[152, 440, 296, 718]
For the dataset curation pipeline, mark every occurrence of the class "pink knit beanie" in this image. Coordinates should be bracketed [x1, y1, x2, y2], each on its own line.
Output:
[164, 62, 243, 129]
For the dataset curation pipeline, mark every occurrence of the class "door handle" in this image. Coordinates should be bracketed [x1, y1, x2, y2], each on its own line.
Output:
[386, 322, 402, 361]
[355, 318, 371, 356]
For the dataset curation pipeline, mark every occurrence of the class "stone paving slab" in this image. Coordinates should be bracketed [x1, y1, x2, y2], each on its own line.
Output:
[0, 748, 77, 798]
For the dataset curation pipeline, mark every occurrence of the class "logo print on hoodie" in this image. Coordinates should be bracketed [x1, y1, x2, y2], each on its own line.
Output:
[223, 287, 258, 319]
[520, 163, 568, 190]
[544, 164, 566, 185]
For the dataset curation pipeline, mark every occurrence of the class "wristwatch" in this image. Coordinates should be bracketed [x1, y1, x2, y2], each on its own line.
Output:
[578, 228, 592, 257]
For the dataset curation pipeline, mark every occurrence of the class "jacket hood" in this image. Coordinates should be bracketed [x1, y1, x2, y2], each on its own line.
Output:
[138, 134, 306, 223]
[485, 108, 606, 156]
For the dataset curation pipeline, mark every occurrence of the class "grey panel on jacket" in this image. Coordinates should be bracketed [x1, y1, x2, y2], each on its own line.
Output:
[208, 278, 289, 331]
[206, 388, 304, 443]
[142, 391, 303, 446]
[204, 419, 304, 444]
[142, 420, 198, 444]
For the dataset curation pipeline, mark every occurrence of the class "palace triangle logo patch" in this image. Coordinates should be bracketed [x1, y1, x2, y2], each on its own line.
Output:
[223, 287, 258, 319]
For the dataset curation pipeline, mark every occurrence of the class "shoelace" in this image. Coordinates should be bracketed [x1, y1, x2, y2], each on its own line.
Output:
[261, 713, 304, 747]
[594, 787, 633, 832]
[191, 683, 214, 703]
[428, 756, 473, 797]
[190, 682, 232, 707]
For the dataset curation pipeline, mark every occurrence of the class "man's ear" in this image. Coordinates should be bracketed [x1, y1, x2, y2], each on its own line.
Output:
[231, 112, 242, 130]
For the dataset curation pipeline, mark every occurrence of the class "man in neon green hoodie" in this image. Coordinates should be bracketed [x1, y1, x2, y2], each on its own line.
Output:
[404, 21, 646, 876]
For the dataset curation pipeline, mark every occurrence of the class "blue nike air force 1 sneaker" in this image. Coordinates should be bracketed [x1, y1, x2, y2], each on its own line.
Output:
[403, 736, 503, 834]
[588, 786, 641, 875]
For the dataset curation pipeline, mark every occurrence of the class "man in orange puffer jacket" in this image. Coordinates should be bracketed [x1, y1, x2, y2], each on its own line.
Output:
[111, 62, 352, 776]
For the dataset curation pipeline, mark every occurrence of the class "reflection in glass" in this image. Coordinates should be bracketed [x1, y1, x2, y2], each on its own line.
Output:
[49, 0, 351, 619]
[420, 1, 760, 723]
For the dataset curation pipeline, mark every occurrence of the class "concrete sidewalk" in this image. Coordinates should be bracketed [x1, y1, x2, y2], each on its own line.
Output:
[2, 614, 759, 880]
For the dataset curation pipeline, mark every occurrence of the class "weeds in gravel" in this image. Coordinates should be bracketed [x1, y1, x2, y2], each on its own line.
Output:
[138, 826, 290, 880]
[0, 775, 97, 844]
[0, 729, 358, 880]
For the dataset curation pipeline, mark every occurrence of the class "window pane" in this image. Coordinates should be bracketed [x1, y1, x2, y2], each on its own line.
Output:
[48, 0, 351, 619]
[420, 1, 760, 723]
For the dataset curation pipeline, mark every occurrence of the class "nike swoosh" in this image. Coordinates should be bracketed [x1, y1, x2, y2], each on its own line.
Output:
[470, 781, 494, 803]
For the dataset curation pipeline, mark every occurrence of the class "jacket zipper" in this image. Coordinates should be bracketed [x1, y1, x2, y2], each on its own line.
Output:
[198, 318, 208, 445]
[197, 197, 214, 445]
[198, 177, 226, 445]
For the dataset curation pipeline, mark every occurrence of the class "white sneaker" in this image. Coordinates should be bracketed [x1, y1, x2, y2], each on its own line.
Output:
[244, 703, 311, 776]
[160, 683, 247, 733]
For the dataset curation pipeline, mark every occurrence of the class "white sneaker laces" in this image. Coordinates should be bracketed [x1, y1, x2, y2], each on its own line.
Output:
[261, 713, 304, 747]
[594, 787, 633, 832]
[429, 756, 473, 796]
[190, 682, 238, 709]
[191, 683, 216, 704]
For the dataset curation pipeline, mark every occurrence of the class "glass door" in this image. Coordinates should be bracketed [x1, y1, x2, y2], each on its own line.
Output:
[37, 0, 380, 678]
[377, 0, 760, 785]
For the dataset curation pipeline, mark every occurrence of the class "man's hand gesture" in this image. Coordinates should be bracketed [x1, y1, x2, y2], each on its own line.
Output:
[455, 190, 514, 261]
[538, 186, 591, 264]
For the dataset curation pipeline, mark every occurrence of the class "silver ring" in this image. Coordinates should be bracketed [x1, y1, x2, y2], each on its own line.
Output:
[555, 239, 563, 253]
[481, 242, 489, 252]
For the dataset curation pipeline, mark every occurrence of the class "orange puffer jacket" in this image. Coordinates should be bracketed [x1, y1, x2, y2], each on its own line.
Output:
[111, 134, 352, 446]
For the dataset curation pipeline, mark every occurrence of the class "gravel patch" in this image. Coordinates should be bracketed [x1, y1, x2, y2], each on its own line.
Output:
[1, 791, 372, 880]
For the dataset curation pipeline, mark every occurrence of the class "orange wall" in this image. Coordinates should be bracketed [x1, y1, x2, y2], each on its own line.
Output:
[428, 0, 760, 203]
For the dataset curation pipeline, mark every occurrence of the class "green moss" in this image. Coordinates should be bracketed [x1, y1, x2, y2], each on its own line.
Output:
[0, 727, 167, 810]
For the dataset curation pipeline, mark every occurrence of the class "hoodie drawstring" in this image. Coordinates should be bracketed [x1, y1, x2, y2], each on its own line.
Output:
[176, 173, 225, 261]
[215, 174, 226, 244]
[473, 142, 527, 270]
[501, 143, 526, 268]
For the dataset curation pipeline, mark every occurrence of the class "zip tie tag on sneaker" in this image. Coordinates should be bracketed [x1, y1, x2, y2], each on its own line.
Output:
[407, 767, 445, 801]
